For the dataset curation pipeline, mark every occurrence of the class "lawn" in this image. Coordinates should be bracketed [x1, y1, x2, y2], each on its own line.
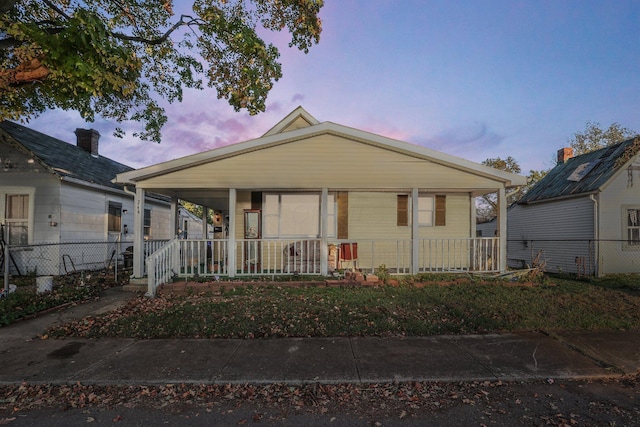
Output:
[46, 274, 640, 339]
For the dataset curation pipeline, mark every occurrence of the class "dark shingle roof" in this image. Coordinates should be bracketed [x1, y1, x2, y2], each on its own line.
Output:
[0, 121, 133, 190]
[518, 137, 640, 204]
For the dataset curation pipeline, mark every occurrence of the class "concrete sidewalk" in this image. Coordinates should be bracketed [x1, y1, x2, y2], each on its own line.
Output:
[1, 287, 639, 386]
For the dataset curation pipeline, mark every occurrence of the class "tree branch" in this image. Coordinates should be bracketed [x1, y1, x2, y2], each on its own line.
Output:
[110, 15, 204, 45]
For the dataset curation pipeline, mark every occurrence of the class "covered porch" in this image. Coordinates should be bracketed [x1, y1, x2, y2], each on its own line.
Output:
[115, 107, 524, 296]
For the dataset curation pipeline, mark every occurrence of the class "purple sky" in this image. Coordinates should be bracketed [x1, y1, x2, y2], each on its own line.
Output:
[26, 0, 640, 174]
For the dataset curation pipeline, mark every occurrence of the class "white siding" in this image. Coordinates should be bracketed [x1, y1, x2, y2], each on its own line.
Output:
[598, 157, 640, 274]
[507, 197, 594, 274]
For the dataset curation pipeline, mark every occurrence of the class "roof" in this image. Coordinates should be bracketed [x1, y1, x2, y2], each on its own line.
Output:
[116, 107, 527, 189]
[0, 120, 133, 191]
[518, 137, 640, 204]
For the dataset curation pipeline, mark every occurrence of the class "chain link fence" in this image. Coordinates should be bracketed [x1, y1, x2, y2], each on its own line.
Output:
[507, 239, 640, 277]
[4, 241, 130, 277]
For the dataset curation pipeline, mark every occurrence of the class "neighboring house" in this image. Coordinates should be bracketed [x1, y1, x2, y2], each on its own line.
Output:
[0, 121, 173, 275]
[476, 217, 497, 237]
[177, 206, 204, 239]
[114, 107, 526, 293]
[508, 140, 640, 276]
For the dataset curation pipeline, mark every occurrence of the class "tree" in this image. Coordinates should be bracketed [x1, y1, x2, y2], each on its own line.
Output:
[569, 121, 637, 156]
[476, 156, 521, 221]
[0, 0, 323, 142]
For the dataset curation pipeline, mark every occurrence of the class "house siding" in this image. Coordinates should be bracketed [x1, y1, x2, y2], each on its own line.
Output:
[598, 157, 640, 274]
[138, 134, 506, 191]
[508, 197, 594, 274]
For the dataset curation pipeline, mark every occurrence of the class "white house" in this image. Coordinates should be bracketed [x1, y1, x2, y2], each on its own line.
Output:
[508, 141, 640, 276]
[0, 121, 173, 275]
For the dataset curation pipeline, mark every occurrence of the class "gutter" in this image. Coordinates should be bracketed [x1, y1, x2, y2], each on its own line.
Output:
[590, 194, 599, 277]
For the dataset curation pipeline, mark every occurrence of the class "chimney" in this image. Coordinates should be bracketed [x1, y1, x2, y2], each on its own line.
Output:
[557, 147, 573, 164]
[75, 128, 100, 157]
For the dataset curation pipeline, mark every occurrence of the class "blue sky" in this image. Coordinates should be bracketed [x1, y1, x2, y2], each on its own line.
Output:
[27, 0, 640, 174]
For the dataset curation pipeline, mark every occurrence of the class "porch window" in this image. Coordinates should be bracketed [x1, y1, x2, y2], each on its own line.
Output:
[626, 207, 640, 247]
[108, 202, 121, 232]
[5, 194, 29, 245]
[263, 193, 336, 238]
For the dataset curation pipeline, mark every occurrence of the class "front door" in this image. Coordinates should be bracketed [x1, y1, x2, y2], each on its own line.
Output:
[244, 209, 261, 273]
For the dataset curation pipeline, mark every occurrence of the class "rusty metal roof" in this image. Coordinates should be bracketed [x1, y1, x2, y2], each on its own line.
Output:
[518, 137, 640, 204]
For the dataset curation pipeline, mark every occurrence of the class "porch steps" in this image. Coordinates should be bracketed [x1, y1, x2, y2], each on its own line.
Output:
[122, 277, 147, 293]
[158, 278, 382, 296]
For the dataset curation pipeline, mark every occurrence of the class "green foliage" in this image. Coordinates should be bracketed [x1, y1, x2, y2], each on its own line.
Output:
[0, 0, 323, 143]
[569, 121, 637, 156]
[477, 156, 522, 220]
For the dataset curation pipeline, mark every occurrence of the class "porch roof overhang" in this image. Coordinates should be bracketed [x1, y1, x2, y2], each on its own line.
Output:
[114, 113, 526, 208]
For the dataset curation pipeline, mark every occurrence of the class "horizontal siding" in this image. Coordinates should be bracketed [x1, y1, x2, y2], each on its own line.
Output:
[507, 198, 594, 273]
[140, 134, 504, 191]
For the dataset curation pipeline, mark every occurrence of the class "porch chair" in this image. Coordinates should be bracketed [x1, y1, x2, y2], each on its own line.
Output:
[338, 242, 358, 270]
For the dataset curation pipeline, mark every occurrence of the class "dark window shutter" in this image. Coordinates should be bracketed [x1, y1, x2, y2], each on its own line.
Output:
[435, 195, 446, 226]
[397, 194, 409, 226]
[337, 192, 349, 239]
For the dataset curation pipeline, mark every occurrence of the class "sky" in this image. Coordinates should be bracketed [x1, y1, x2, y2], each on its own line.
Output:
[25, 0, 640, 174]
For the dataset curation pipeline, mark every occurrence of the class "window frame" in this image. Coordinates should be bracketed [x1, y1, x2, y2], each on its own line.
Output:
[623, 205, 640, 250]
[0, 188, 34, 245]
[144, 208, 151, 238]
[107, 201, 122, 233]
[263, 192, 336, 239]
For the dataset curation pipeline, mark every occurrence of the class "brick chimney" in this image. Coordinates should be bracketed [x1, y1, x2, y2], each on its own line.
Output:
[75, 128, 100, 157]
[557, 147, 573, 164]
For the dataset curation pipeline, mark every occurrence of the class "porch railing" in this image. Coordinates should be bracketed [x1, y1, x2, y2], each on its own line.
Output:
[145, 237, 500, 296]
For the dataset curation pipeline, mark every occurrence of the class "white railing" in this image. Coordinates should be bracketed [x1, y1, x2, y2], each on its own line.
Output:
[145, 237, 500, 293]
[146, 238, 180, 296]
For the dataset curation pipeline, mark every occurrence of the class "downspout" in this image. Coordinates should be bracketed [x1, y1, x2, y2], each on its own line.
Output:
[590, 194, 599, 277]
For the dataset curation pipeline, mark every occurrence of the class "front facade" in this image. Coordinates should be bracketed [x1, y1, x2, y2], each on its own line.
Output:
[115, 107, 525, 294]
[508, 140, 640, 276]
[0, 122, 173, 275]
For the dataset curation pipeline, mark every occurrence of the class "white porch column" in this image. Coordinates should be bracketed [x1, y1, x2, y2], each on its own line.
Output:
[497, 187, 507, 272]
[320, 188, 329, 276]
[227, 189, 236, 278]
[411, 188, 419, 275]
[132, 187, 146, 278]
[202, 207, 208, 239]
[170, 198, 178, 238]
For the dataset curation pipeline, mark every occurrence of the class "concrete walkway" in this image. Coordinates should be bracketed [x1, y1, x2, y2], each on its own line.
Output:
[1, 287, 639, 386]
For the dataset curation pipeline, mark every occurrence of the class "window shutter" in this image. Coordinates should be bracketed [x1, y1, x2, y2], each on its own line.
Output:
[397, 194, 409, 226]
[337, 192, 349, 239]
[435, 195, 446, 226]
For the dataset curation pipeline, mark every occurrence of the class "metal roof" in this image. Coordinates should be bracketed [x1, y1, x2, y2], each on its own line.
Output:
[518, 137, 640, 204]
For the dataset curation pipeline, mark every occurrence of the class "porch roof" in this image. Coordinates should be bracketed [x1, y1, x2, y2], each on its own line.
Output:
[114, 107, 526, 205]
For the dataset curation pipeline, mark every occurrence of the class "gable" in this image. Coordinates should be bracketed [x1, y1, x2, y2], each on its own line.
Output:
[137, 133, 508, 192]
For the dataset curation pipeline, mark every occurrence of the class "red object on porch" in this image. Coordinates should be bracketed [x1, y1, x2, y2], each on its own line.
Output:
[339, 243, 358, 261]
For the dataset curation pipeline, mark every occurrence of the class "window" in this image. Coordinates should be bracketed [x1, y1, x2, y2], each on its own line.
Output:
[5, 194, 29, 244]
[397, 194, 446, 227]
[144, 209, 151, 238]
[418, 196, 434, 226]
[263, 193, 336, 238]
[626, 207, 640, 247]
[108, 202, 121, 232]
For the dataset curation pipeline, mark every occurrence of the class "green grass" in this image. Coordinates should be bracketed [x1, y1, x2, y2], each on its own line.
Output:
[47, 275, 640, 339]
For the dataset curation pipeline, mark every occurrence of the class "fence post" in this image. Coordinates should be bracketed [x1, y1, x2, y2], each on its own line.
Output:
[3, 243, 9, 294]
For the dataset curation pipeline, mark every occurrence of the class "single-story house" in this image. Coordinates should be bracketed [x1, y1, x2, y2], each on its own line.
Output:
[114, 107, 526, 295]
[0, 121, 173, 275]
[508, 140, 640, 276]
